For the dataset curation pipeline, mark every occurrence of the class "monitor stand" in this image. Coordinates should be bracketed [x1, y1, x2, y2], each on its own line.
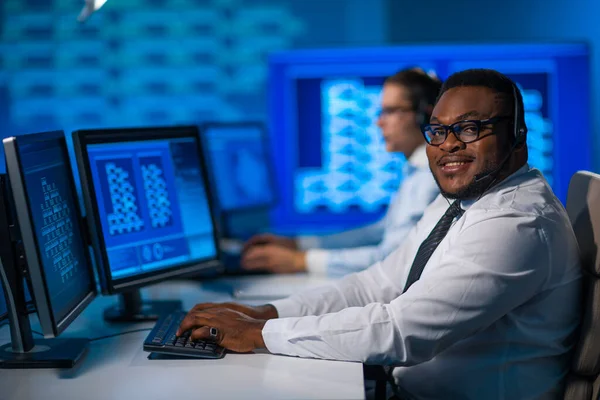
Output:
[0, 174, 88, 369]
[0, 339, 88, 369]
[103, 290, 182, 323]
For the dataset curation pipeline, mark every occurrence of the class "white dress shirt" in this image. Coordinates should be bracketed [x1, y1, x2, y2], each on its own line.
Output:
[298, 145, 439, 277]
[263, 165, 582, 400]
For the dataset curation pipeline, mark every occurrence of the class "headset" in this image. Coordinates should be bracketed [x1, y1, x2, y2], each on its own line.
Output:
[415, 99, 429, 126]
[511, 82, 527, 146]
[473, 80, 527, 183]
[411, 68, 441, 126]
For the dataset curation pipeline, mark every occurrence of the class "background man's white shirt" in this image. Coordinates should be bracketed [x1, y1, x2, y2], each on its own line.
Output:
[298, 145, 440, 277]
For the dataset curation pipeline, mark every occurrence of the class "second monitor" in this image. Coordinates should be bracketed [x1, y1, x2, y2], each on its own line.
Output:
[200, 122, 277, 240]
[73, 126, 221, 322]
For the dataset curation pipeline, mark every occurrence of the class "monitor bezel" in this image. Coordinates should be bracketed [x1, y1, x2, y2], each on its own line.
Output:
[3, 130, 97, 337]
[73, 126, 222, 295]
[199, 121, 279, 214]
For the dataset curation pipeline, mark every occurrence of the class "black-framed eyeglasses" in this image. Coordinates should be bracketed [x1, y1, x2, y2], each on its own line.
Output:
[421, 116, 511, 146]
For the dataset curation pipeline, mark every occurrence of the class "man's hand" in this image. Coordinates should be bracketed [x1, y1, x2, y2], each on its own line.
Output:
[186, 302, 278, 320]
[241, 245, 307, 273]
[176, 308, 267, 353]
[243, 233, 298, 252]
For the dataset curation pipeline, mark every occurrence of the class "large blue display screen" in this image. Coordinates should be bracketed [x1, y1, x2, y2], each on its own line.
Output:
[203, 125, 275, 212]
[86, 138, 217, 280]
[269, 44, 591, 230]
[19, 138, 93, 324]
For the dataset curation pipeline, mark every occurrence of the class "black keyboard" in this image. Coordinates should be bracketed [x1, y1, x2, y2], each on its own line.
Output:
[143, 311, 225, 359]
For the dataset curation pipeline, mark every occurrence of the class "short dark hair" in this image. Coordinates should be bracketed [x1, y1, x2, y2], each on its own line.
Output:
[385, 67, 442, 121]
[437, 69, 528, 139]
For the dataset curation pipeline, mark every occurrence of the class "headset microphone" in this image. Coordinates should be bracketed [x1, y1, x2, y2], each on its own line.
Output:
[473, 140, 520, 183]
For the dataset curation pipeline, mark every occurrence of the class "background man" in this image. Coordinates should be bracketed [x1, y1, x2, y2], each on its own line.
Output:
[242, 68, 442, 277]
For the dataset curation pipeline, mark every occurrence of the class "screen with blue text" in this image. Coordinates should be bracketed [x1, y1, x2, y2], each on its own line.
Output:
[18, 138, 93, 323]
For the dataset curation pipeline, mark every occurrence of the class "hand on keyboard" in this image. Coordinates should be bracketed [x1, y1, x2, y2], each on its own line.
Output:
[187, 302, 278, 320]
[176, 307, 268, 353]
[144, 311, 226, 359]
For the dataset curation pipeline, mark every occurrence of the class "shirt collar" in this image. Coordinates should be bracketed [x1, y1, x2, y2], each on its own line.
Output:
[407, 144, 429, 168]
[402, 144, 429, 175]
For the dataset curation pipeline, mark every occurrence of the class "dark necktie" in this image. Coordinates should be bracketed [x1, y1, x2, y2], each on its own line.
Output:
[380, 202, 464, 399]
[403, 201, 463, 293]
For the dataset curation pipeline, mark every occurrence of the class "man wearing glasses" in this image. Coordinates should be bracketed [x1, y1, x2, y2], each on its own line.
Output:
[242, 68, 441, 277]
[179, 69, 581, 399]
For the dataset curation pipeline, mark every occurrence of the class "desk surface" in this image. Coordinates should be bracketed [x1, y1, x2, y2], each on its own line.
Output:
[0, 277, 364, 400]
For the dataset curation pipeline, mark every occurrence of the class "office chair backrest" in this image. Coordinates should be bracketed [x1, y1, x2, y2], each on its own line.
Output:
[564, 171, 600, 400]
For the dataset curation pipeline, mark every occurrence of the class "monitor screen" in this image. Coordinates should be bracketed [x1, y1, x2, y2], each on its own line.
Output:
[269, 44, 591, 230]
[4, 131, 96, 335]
[202, 123, 275, 212]
[84, 135, 218, 282]
[295, 76, 402, 219]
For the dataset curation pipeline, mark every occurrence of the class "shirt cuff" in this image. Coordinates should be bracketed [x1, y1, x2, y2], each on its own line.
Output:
[305, 249, 329, 275]
[262, 318, 292, 355]
[297, 236, 321, 250]
[268, 297, 303, 318]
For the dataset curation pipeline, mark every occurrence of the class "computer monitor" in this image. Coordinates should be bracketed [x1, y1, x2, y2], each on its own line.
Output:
[201, 122, 276, 212]
[268, 43, 591, 231]
[1, 130, 96, 368]
[200, 122, 276, 240]
[73, 126, 221, 322]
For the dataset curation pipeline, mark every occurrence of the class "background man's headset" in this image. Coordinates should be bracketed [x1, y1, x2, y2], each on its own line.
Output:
[413, 68, 441, 126]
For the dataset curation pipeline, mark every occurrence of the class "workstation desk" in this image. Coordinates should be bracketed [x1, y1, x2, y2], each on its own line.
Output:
[0, 276, 365, 400]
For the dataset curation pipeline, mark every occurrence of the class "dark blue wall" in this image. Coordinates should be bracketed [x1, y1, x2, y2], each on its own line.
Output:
[0, 0, 387, 169]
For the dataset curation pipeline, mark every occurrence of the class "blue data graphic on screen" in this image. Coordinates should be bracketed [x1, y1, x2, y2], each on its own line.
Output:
[296, 76, 403, 215]
[87, 138, 216, 280]
[18, 139, 93, 324]
[204, 125, 275, 212]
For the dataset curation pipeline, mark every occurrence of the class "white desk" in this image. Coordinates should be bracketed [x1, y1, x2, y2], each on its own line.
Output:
[0, 277, 364, 400]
